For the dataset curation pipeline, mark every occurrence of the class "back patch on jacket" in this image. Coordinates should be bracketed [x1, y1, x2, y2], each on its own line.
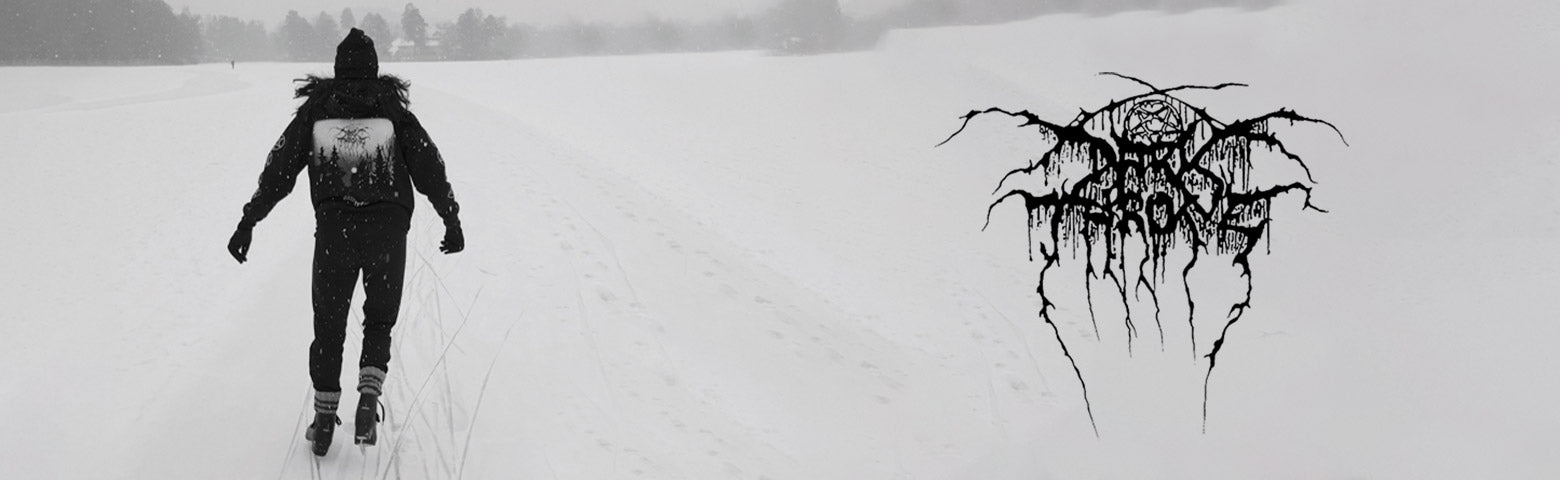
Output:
[312, 118, 396, 188]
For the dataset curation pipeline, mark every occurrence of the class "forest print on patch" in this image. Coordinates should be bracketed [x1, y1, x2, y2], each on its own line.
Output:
[312, 118, 396, 189]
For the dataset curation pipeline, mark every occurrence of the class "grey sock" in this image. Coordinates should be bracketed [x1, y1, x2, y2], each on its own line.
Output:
[314, 390, 342, 415]
[358, 367, 386, 397]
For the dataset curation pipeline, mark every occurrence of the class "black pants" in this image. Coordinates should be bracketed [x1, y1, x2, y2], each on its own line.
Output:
[310, 206, 410, 393]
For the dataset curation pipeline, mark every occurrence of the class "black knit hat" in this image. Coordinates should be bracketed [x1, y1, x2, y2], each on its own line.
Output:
[335, 28, 377, 79]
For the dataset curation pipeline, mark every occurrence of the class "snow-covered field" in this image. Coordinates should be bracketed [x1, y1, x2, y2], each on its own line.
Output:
[3, 0, 1558, 478]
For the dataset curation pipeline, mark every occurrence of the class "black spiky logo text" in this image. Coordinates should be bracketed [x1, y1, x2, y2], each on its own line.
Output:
[938, 73, 1346, 435]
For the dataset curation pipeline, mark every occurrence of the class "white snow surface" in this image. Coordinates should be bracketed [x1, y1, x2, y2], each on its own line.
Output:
[3, 0, 1559, 478]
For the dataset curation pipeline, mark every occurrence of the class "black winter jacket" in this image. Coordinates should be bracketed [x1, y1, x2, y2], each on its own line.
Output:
[238, 76, 460, 230]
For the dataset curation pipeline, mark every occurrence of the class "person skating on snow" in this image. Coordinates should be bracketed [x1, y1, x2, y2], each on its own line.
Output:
[226, 28, 464, 457]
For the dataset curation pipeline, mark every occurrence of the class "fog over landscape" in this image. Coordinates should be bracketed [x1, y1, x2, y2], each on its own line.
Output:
[168, 0, 908, 26]
[1, 0, 1283, 64]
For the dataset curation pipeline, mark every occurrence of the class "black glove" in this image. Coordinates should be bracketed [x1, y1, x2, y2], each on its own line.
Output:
[228, 227, 252, 263]
[440, 224, 464, 254]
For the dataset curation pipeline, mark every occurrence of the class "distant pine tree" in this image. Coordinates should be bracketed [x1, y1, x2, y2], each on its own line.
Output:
[278, 11, 315, 62]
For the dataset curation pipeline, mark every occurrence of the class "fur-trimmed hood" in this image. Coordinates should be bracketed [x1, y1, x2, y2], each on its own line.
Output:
[293, 75, 412, 121]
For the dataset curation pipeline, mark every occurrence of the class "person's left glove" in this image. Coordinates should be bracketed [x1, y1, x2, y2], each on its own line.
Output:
[440, 224, 464, 254]
[228, 227, 252, 263]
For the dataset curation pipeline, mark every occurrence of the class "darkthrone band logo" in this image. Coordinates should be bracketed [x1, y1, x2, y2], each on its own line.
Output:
[938, 73, 1346, 435]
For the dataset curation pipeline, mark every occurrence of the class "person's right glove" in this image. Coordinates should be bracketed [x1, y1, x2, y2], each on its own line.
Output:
[440, 224, 464, 254]
[228, 226, 252, 263]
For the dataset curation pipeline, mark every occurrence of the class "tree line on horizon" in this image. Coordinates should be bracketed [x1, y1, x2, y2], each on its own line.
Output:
[0, 0, 1280, 66]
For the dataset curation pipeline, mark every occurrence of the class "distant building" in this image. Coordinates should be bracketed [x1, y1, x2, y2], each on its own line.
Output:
[388, 36, 444, 61]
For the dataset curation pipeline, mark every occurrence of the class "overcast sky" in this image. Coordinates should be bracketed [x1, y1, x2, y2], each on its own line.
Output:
[169, 0, 908, 26]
